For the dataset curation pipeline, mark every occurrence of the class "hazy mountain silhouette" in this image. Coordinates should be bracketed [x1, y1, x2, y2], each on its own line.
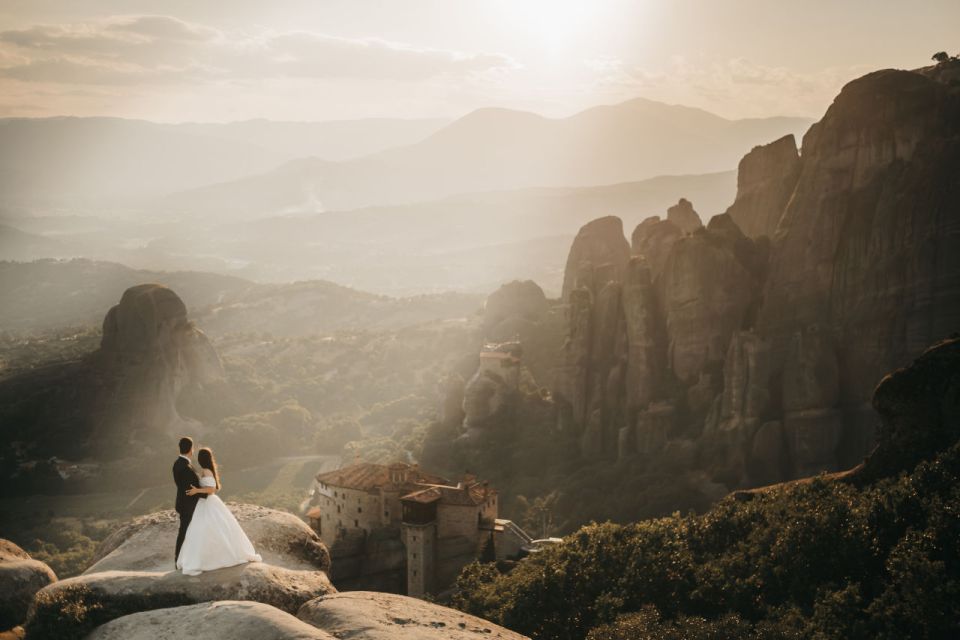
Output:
[0, 117, 447, 210]
[162, 98, 810, 216]
[0, 170, 735, 295]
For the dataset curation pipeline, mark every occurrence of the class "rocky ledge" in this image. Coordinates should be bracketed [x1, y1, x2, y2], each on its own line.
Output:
[22, 504, 526, 640]
[0, 540, 57, 633]
[297, 591, 529, 639]
[87, 503, 330, 574]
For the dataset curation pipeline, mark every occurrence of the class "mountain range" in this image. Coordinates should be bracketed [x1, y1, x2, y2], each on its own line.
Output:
[0, 116, 447, 210]
[161, 98, 810, 216]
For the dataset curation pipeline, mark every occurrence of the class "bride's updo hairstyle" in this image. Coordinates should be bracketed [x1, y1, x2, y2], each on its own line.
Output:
[197, 447, 220, 490]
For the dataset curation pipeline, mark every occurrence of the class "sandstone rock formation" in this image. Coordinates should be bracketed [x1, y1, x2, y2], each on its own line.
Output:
[297, 591, 529, 640]
[462, 369, 512, 435]
[87, 601, 336, 640]
[0, 540, 56, 632]
[666, 198, 703, 234]
[24, 507, 523, 639]
[561, 216, 631, 300]
[658, 214, 762, 385]
[86, 504, 331, 574]
[855, 336, 960, 484]
[630, 217, 681, 281]
[550, 64, 960, 490]
[0, 284, 225, 469]
[483, 280, 549, 332]
[724, 134, 801, 238]
[93, 284, 224, 448]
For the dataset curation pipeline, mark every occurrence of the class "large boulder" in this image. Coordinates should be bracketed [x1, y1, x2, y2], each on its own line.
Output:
[297, 591, 529, 639]
[724, 134, 801, 238]
[0, 540, 56, 631]
[86, 601, 336, 640]
[630, 216, 682, 281]
[561, 216, 630, 300]
[86, 504, 331, 574]
[666, 198, 703, 234]
[483, 280, 549, 332]
[855, 336, 960, 484]
[26, 563, 335, 640]
[97, 284, 224, 443]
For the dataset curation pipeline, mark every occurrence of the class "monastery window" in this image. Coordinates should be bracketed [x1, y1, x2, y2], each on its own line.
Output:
[354, 519, 359, 527]
[358, 507, 362, 513]
[337, 505, 341, 513]
[412, 552, 417, 559]
[413, 570, 417, 577]
[384, 510, 389, 518]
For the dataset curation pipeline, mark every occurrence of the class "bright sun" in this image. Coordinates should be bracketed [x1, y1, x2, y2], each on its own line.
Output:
[496, 0, 604, 56]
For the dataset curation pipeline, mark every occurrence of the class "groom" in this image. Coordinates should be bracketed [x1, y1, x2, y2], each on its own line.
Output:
[172, 436, 204, 563]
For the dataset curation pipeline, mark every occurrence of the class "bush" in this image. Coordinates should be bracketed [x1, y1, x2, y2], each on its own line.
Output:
[453, 442, 960, 640]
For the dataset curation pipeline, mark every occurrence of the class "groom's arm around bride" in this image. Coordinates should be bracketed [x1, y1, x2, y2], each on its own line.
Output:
[173, 436, 203, 563]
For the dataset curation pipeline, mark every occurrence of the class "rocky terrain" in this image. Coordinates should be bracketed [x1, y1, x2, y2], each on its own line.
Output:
[19, 504, 524, 640]
[0, 540, 57, 634]
[548, 62, 960, 491]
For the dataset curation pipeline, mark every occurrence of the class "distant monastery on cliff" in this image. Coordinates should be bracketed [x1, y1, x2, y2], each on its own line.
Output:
[307, 461, 532, 597]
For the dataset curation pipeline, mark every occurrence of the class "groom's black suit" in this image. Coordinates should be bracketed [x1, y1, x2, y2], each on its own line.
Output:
[173, 455, 205, 562]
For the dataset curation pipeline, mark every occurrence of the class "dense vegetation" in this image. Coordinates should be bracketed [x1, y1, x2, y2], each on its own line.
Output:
[454, 440, 960, 639]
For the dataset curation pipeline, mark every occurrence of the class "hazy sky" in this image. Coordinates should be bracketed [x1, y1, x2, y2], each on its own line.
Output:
[0, 0, 956, 122]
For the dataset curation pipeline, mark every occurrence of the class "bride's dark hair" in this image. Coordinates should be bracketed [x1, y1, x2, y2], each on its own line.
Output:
[197, 447, 220, 490]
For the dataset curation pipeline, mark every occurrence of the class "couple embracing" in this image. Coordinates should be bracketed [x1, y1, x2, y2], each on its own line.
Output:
[172, 437, 262, 576]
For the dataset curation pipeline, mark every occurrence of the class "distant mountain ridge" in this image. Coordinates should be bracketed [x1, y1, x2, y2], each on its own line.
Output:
[0, 116, 447, 209]
[0, 170, 736, 295]
[163, 97, 810, 216]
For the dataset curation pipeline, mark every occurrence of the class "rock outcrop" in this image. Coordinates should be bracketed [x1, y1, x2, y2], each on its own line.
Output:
[724, 134, 801, 238]
[630, 217, 681, 281]
[23, 509, 524, 639]
[93, 284, 224, 448]
[0, 540, 56, 632]
[0, 284, 225, 470]
[87, 600, 336, 640]
[855, 336, 960, 484]
[297, 591, 529, 640]
[86, 505, 331, 574]
[561, 216, 631, 300]
[666, 198, 703, 234]
[550, 64, 960, 490]
[27, 563, 335, 639]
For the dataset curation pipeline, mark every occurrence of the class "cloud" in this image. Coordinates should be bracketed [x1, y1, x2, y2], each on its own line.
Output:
[0, 15, 514, 85]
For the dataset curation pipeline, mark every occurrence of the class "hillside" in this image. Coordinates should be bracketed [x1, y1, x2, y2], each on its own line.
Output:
[453, 339, 960, 640]
[0, 260, 483, 334]
[0, 171, 736, 295]
[161, 98, 809, 215]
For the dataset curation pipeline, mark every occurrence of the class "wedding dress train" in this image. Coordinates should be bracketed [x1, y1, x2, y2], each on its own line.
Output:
[176, 476, 262, 576]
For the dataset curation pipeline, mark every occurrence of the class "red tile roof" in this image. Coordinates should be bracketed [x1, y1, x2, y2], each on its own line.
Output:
[401, 482, 496, 507]
[315, 462, 447, 492]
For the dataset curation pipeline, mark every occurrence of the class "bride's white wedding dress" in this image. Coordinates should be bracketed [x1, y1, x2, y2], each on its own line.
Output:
[176, 476, 262, 576]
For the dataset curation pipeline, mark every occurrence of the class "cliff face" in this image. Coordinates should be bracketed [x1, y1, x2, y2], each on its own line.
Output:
[724, 134, 801, 238]
[552, 64, 960, 488]
[94, 284, 224, 445]
[0, 284, 223, 463]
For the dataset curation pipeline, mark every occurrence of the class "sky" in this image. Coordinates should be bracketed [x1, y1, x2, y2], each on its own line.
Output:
[0, 0, 956, 123]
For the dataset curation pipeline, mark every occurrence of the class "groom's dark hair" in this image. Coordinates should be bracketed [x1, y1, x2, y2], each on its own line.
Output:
[178, 437, 193, 455]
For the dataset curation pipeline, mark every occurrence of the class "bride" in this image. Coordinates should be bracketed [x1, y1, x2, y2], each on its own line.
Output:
[176, 447, 262, 576]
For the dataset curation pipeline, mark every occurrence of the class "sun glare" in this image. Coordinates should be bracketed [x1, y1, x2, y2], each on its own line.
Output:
[496, 0, 605, 56]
